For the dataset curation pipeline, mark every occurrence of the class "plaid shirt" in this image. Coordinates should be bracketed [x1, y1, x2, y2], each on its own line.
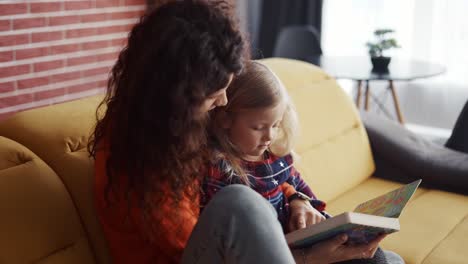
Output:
[202, 151, 325, 231]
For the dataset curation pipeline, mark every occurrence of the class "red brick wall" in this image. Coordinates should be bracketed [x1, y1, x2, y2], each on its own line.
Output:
[0, 0, 146, 120]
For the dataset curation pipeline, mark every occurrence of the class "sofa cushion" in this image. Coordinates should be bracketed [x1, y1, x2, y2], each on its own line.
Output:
[362, 112, 468, 194]
[445, 99, 468, 153]
[0, 136, 95, 263]
[0, 96, 110, 264]
[261, 58, 375, 201]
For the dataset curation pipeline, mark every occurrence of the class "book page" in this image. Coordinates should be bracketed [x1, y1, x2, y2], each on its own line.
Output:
[353, 179, 421, 218]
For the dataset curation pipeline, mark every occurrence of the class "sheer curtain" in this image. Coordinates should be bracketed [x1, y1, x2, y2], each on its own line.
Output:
[322, 0, 468, 130]
[322, 0, 468, 84]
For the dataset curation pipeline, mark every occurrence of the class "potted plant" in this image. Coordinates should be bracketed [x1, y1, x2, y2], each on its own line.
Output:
[366, 29, 400, 72]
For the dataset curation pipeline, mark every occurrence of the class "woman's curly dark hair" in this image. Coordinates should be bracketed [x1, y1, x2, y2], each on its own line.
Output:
[88, 0, 247, 235]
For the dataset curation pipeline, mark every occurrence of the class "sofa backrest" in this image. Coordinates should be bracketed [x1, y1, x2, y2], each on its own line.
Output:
[0, 96, 110, 264]
[261, 58, 375, 201]
[0, 136, 96, 263]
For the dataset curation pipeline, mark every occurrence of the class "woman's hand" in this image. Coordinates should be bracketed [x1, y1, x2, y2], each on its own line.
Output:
[288, 199, 325, 232]
[291, 234, 387, 264]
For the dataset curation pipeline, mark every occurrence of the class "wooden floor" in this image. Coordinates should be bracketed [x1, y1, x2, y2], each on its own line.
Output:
[338, 79, 468, 143]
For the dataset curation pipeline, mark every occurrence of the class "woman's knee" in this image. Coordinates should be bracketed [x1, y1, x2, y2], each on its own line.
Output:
[207, 184, 276, 218]
[214, 184, 259, 200]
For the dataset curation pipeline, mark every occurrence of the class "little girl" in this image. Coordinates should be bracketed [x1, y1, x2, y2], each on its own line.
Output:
[203, 60, 326, 232]
[202, 60, 401, 264]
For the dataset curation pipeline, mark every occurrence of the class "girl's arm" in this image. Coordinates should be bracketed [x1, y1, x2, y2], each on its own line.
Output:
[282, 155, 327, 231]
[281, 154, 317, 199]
[285, 165, 317, 199]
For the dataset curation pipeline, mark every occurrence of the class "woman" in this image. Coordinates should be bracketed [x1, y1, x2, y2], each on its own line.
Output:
[88, 1, 394, 263]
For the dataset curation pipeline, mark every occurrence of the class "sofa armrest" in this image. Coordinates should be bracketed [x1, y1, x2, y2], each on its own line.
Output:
[361, 112, 468, 195]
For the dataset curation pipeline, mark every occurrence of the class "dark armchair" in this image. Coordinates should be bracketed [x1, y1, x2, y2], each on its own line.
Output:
[273, 25, 322, 61]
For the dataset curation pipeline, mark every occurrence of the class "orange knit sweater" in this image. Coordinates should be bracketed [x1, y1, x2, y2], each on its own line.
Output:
[94, 149, 199, 264]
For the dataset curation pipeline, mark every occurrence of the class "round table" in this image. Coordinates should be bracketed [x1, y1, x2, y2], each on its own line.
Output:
[308, 56, 446, 123]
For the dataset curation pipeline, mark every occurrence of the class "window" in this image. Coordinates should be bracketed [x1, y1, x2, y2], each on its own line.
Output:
[322, 0, 468, 84]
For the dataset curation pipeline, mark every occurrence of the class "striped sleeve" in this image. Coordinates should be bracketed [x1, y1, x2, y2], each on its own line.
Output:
[281, 182, 296, 198]
[283, 154, 317, 199]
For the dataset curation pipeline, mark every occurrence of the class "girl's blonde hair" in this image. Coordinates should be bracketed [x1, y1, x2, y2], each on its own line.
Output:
[209, 60, 299, 183]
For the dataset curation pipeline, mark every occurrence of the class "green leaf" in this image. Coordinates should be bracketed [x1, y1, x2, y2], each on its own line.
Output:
[366, 28, 401, 56]
[374, 29, 394, 36]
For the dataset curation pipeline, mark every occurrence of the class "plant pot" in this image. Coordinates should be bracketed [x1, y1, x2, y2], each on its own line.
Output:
[371, 56, 391, 72]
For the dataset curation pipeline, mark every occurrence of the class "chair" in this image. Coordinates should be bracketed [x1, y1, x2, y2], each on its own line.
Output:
[445, 99, 468, 153]
[273, 25, 322, 61]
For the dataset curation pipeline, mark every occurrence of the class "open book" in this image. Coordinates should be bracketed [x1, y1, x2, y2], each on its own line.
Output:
[286, 179, 421, 248]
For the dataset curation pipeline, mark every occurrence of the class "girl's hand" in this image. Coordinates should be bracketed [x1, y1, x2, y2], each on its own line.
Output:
[291, 234, 387, 264]
[288, 199, 325, 232]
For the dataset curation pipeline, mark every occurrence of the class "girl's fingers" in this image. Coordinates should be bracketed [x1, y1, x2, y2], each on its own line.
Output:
[296, 215, 306, 229]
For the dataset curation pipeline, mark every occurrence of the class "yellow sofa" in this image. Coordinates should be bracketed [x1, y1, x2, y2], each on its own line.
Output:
[0, 58, 466, 264]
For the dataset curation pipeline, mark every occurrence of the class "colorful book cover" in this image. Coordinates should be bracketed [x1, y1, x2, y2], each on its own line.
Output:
[287, 180, 421, 248]
[353, 179, 422, 218]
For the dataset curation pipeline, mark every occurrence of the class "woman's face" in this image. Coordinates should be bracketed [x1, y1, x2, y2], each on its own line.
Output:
[198, 73, 234, 115]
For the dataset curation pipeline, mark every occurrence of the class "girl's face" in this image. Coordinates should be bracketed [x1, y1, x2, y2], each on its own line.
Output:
[227, 102, 286, 161]
[198, 74, 234, 115]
